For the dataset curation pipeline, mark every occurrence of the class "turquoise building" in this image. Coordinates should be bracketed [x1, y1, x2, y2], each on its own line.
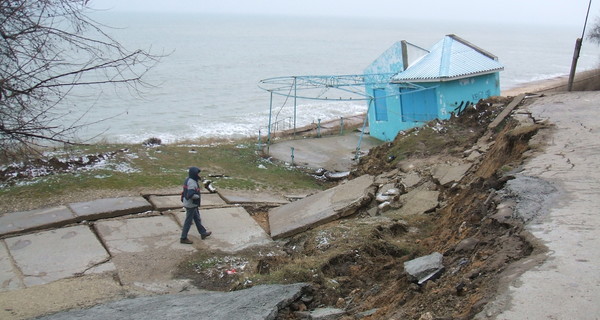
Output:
[364, 34, 504, 141]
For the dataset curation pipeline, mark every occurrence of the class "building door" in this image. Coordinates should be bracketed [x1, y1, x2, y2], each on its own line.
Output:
[373, 88, 388, 121]
[400, 87, 437, 122]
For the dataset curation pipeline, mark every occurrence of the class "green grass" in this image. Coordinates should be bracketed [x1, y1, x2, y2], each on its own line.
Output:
[0, 140, 324, 211]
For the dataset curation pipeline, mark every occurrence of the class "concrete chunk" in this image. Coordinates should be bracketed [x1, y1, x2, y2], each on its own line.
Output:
[68, 196, 152, 221]
[5, 225, 110, 287]
[269, 175, 374, 239]
[0, 242, 23, 292]
[0, 206, 77, 237]
[386, 189, 439, 217]
[173, 207, 272, 252]
[432, 163, 472, 186]
[404, 252, 444, 283]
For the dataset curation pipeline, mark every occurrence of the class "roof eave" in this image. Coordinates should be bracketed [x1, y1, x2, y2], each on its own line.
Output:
[391, 68, 503, 83]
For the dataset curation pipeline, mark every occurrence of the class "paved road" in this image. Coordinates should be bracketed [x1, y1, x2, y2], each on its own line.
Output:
[482, 91, 600, 319]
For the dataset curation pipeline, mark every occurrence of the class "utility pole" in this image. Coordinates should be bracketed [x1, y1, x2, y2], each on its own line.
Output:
[568, 0, 593, 91]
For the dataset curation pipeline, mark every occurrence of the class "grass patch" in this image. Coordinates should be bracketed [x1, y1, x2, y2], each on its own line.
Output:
[0, 140, 324, 212]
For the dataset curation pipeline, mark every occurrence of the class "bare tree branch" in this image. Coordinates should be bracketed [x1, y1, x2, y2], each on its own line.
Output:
[0, 0, 162, 157]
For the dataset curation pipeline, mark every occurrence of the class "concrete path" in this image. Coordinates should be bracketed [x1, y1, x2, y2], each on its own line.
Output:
[481, 91, 600, 319]
[267, 131, 382, 172]
[0, 189, 275, 294]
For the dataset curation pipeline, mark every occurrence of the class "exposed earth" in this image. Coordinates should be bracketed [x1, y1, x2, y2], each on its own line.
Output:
[1, 70, 599, 319]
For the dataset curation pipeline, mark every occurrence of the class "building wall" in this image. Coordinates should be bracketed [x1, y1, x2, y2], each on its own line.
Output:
[436, 73, 501, 118]
[367, 72, 500, 141]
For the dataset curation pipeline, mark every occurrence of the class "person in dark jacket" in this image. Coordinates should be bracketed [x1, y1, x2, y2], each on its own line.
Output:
[180, 166, 211, 244]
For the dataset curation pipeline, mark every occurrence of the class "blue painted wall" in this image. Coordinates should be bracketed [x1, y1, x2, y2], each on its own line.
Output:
[366, 73, 500, 141]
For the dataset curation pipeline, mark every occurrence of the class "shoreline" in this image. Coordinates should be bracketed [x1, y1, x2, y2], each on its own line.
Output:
[501, 68, 600, 96]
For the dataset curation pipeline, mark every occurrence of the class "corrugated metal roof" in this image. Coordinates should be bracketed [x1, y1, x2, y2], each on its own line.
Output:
[391, 35, 504, 82]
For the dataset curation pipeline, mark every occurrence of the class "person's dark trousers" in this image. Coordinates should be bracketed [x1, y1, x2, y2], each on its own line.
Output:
[181, 206, 207, 239]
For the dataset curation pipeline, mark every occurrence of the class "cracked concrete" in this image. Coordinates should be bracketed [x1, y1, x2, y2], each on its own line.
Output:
[479, 91, 600, 319]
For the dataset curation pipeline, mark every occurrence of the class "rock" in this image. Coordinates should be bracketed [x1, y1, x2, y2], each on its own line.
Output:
[378, 201, 391, 213]
[367, 207, 379, 217]
[310, 307, 346, 319]
[356, 308, 379, 318]
[419, 312, 435, 320]
[404, 252, 444, 283]
[376, 194, 392, 203]
[455, 237, 480, 252]
[400, 172, 422, 189]
[335, 297, 345, 308]
[386, 189, 439, 217]
[432, 163, 472, 186]
[466, 150, 482, 162]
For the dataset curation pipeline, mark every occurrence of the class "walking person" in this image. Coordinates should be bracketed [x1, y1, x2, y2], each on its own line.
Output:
[180, 166, 211, 244]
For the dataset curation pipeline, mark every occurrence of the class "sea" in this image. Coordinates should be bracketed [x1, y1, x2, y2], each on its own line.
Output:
[58, 12, 599, 144]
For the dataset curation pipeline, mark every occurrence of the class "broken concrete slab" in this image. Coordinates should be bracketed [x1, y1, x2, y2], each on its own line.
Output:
[68, 196, 152, 221]
[0, 242, 23, 292]
[94, 215, 193, 255]
[201, 193, 229, 208]
[148, 195, 182, 211]
[36, 283, 307, 320]
[269, 175, 374, 240]
[0, 205, 77, 237]
[385, 189, 439, 217]
[173, 207, 272, 252]
[404, 252, 444, 283]
[432, 163, 472, 186]
[219, 189, 289, 206]
[400, 172, 422, 189]
[4, 225, 112, 287]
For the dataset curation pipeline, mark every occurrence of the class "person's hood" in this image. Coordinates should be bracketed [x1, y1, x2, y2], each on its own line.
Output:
[188, 166, 201, 181]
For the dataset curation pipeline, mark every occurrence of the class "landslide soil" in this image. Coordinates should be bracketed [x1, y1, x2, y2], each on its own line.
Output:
[175, 96, 548, 319]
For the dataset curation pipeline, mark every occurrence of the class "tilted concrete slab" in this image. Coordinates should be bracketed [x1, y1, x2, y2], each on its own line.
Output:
[68, 196, 152, 221]
[432, 163, 472, 186]
[0, 242, 23, 292]
[173, 207, 272, 252]
[269, 175, 375, 240]
[385, 189, 440, 217]
[219, 189, 289, 205]
[36, 283, 308, 320]
[148, 195, 182, 211]
[0, 205, 77, 237]
[94, 215, 194, 255]
[201, 193, 229, 208]
[4, 225, 112, 287]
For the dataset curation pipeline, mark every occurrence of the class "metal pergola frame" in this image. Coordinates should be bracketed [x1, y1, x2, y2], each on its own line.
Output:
[257, 73, 427, 159]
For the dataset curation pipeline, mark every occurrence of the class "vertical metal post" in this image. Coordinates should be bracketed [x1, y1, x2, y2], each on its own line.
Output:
[356, 100, 372, 160]
[568, 0, 593, 92]
[568, 38, 583, 92]
[340, 116, 344, 135]
[293, 77, 297, 137]
[267, 91, 273, 154]
[290, 147, 295, 166]
[257, 129, 262, 151]
[317, 119, 321, 138]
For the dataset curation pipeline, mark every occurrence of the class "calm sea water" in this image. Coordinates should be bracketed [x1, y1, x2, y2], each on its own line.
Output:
[60, 12, 598, 143]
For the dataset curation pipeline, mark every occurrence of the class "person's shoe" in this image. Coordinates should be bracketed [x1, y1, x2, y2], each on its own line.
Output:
[201, 231, 212, 240]
[180, 238, 193, 244]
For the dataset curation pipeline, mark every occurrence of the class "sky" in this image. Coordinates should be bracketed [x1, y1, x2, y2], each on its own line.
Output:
[91, 0, 600, 28]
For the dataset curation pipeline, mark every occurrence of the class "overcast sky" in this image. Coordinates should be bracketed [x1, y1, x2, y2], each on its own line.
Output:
[90, 0, 598, 28]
